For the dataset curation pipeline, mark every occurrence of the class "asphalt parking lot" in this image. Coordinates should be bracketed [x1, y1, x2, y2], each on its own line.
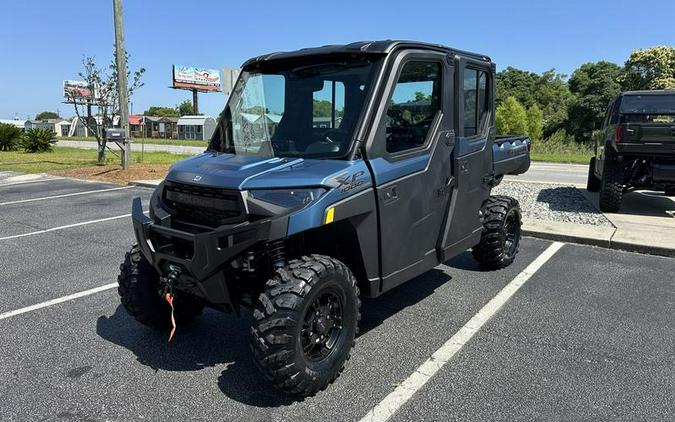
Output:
[0, 177, 673, 421]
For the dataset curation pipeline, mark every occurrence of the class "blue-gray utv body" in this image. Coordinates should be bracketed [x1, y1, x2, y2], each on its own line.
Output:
[131, 40, 530, 310]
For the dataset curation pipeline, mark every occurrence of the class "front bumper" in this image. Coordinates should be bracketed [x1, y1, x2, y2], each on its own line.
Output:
[131, 197, 287, 305]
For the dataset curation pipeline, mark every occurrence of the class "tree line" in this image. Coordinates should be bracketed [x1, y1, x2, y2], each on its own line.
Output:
[496, 45, 675, 143]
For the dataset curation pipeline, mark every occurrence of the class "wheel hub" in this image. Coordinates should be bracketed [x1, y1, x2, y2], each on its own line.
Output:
[301, 291, 344, 361]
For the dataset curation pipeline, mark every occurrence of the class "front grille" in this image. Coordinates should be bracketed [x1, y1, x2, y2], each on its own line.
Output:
[162, 181, 246, 229]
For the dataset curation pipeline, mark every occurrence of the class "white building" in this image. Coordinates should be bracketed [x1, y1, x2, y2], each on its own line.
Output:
[177, 115, 216, 140]
[24, 119, 71, 136]
[0, 119, 25, 130]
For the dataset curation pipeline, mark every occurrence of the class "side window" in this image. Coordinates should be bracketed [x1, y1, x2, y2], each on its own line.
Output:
[609, 98, 621, 124]
[463, 69, 477, 136]
[385, 61, 441, 153]
[313, 81, 345, 129]
[603, 103, 613, 127]
[463, 69, 490, 136]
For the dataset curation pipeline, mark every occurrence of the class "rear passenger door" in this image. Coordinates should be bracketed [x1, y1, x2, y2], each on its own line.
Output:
[367, 50, 455, 292]
[438, 59, 494, 260]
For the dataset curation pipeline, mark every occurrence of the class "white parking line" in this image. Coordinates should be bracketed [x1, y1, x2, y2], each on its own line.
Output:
[359, 241, 565, 422]
[0, 283, 118, 320]
[0, 186, 133, 206]
[0, 214, 132, 241]
[0, 177, 65, 188]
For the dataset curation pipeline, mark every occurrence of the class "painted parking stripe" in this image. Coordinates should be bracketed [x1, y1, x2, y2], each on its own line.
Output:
[0, 177, 65, 188]
[0, 186, 133, 206]
[0, 214, 132, 241]
[359, 241, 565, 422]
[0, 283, 118, 321]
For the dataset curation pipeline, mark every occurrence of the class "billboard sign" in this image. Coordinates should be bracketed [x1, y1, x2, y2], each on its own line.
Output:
[172, 65, 221, 91]
[63, 80, 96, 104]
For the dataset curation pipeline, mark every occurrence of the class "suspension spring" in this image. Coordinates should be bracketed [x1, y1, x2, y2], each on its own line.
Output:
[268, 240, 287, 269]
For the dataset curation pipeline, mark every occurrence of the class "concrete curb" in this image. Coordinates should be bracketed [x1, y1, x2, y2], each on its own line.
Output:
[128, 180, 161, 188]
[523, 220, 675, 258]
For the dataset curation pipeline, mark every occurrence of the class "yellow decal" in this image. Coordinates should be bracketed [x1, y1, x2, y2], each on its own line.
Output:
[325, 207, 335, 224]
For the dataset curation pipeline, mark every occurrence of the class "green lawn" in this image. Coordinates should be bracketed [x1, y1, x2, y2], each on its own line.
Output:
[530, 152, 592, 165]
[61, 136, 207, 147]
[0, 147, 190, 173]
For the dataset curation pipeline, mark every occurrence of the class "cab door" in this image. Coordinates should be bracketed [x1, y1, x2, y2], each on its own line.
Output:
[437, 59, 495, 260]
[366, 50, 455, 292]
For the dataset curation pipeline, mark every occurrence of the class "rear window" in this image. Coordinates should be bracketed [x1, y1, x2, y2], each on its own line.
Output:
[620, 94, 675, 114]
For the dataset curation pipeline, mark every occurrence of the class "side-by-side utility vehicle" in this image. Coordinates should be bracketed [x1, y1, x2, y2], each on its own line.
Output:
[587, 90, 675, 211]
[118, 40, 531, 396]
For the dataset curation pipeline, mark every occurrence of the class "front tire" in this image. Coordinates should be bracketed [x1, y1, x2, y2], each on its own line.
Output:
[472, 196, 522, 270]
[117, 245, 203, 329]
[587, 157, 601, 192]
[599, 156, 624, 212]
[250, 255, 360, 397]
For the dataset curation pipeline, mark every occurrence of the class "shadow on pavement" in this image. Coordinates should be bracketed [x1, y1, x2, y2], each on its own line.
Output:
[535, 186, 603, 214]
[97, 264, 456, 407]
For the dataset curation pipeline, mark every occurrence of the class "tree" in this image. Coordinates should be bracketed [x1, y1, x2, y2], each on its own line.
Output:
[620, 46, 675, 90]
[567, 61, 622, 140]
[495, 96, 528, 136]
[496, 66, 572, 137]
[35, 111, 59, 120]
[21, 128, 57, 153]
[0, 123, 23, 151]
[178, 100, 194, 116]
[525, 104, 543, 141]
[143, 106, 178, 117]
[67, 50, 145, 163]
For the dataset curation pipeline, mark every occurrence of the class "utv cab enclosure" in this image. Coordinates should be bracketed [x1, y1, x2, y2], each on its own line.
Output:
[118, 40, 530, 396]
[588, 90, 675, 212]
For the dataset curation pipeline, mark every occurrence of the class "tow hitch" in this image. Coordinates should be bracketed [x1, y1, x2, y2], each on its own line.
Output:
[161, 265, 183, 342]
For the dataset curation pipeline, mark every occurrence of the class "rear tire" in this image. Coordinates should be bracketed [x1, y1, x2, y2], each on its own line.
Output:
[586, 157, 601, 192]
[250, 255, 360, 397]
[472, 196, 522, 270]
[117, 245, 203, 329]
[599, 157, 624, 213]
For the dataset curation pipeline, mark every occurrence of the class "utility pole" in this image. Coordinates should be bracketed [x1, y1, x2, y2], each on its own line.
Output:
[113, 0, 130, 170]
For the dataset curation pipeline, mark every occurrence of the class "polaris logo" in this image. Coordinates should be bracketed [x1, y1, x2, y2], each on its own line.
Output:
[192, 175, 203, 182]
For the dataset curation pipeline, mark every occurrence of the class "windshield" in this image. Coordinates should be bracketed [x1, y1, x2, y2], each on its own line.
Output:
[620, 94, 675, 114]
[208, 56, 381, 158]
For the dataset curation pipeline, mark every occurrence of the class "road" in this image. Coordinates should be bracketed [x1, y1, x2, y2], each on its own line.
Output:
[0, 177, 673, 421]
[506, 162, 588, 186]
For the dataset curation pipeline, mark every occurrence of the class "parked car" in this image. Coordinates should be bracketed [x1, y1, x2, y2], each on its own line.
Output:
[588, 90, 675, 211]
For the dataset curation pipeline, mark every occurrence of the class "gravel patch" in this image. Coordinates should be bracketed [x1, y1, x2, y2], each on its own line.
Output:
[493, 181, 613, 226]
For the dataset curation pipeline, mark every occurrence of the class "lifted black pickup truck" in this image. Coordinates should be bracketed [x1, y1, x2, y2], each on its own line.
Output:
[588, 90, 675, 211]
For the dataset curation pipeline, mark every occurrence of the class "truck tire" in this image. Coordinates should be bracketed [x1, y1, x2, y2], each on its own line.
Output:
[586, 157, 601, 192]
[599, 157, 624, 212]
[251, 255, 360, 397]
[472, 196, 522, 270]
[117, 245, 203, 329]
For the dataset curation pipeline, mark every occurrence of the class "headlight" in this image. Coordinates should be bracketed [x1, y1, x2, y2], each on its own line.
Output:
[248, 188, 326, 209]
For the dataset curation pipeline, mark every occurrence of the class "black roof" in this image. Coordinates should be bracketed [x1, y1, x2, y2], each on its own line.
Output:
[242, 40, 491, 68]
[621, 90, 675, 96]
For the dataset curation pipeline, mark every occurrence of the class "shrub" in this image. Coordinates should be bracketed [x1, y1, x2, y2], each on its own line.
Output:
[22, 128, 57, 153]
[496, 96, 528, 135]
[0, 123, 23, 151]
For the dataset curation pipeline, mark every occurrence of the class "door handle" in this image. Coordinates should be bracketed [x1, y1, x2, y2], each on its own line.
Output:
[382, 186, 398, 204]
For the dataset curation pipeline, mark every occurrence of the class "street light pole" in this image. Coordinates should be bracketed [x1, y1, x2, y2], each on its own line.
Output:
[113, 0, 130, 170]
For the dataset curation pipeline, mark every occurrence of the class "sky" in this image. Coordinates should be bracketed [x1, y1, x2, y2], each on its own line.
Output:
[1, 0, 674, 120]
